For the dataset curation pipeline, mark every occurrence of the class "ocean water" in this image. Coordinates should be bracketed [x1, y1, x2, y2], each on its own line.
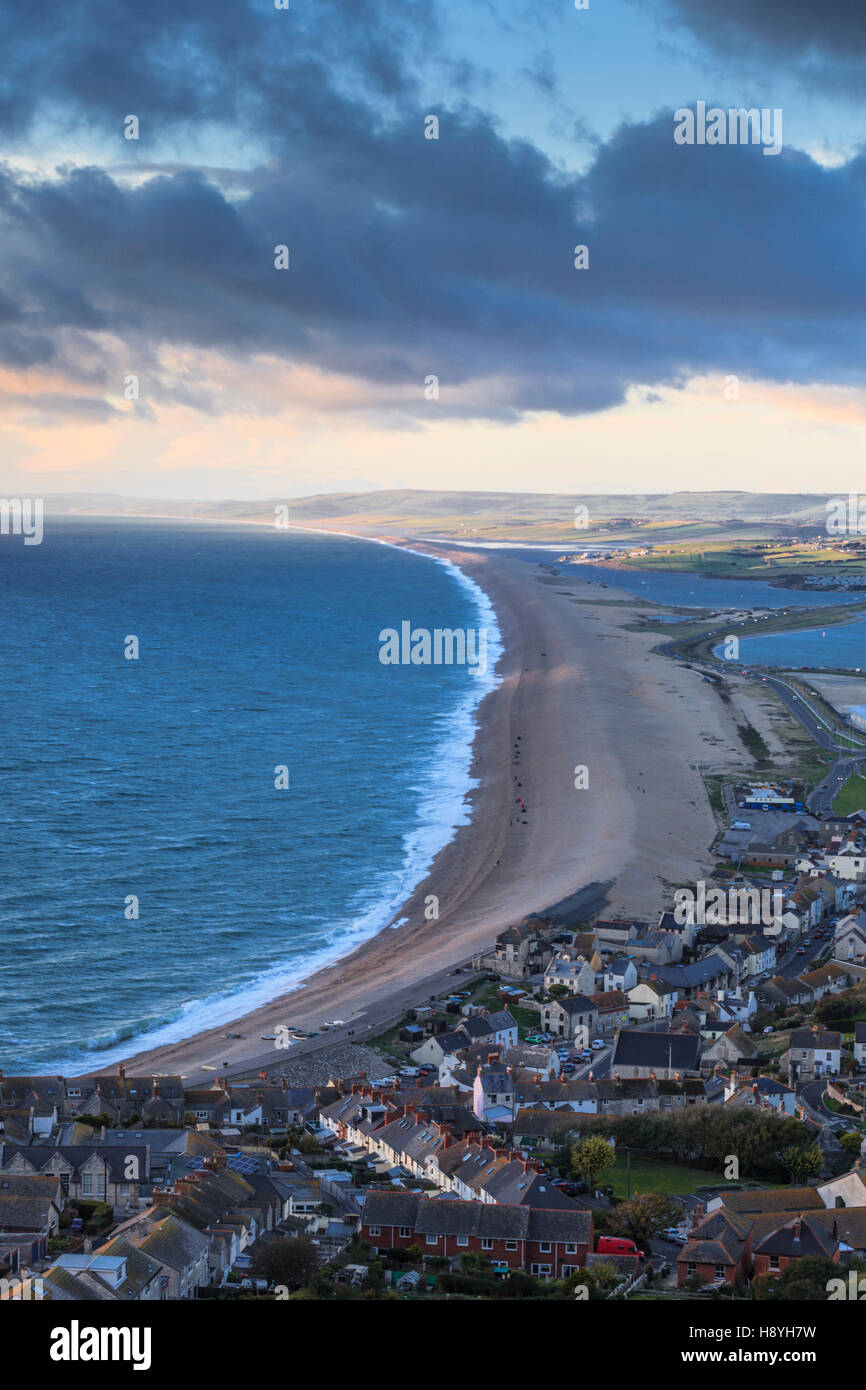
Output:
[714, 617, 866, 671]
[0, 519, 500, 1072]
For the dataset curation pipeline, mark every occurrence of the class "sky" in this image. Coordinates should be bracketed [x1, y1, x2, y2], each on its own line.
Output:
[1, 0, 866, 501]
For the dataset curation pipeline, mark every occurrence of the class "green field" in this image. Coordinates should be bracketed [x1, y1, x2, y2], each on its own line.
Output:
[606, 1154, 758, 1198]
[834, 771, 866, 816]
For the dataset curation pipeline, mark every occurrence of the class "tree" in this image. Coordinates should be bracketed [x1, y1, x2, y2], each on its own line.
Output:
[779, 1143, 824, 1185]
[571, 1136, 615, 1188]
[753, 1255, 841, 1301]
[609, 1193, 681, 1247]
[251, 1235, 318, 1290]
[839, 1131, 863, 1155]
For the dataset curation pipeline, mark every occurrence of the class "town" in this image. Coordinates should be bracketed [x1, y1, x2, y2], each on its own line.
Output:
[4, 783, 866, 1303]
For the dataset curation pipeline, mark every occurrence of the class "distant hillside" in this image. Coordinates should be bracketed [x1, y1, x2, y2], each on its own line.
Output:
[38, 489, 840, 541]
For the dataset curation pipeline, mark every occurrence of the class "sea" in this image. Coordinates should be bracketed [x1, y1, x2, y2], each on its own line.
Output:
[0, 519, 501, 1072]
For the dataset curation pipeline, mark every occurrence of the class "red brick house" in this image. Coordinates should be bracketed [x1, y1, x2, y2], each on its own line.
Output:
[678, 1208, 753, 1287]
[751, 1214, 839, 1277]
[362, 1191, 592, 1277]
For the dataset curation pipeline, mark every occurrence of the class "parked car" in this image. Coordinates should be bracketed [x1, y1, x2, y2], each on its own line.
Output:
[659, 1228, 689, 1246]
[591, 1039, 605, 1050]
[597, 1236, 645, 1258]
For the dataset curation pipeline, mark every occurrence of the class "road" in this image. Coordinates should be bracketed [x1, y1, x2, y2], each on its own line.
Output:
[180, 956, 485, 1087]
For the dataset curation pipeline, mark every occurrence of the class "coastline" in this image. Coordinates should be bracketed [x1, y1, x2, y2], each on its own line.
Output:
[87, 529, 790, 1084]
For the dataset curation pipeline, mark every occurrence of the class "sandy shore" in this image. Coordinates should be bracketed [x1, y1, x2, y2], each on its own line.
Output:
[105, 540, 781, 1082]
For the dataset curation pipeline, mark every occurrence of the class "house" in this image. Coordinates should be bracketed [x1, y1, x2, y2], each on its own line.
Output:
[599, 958, 638, 994]
[53, 1242, 164, 1300]
[627, 978, 677, 1021]
[625, 930, 683, 966]
[785, 1028, 842, 1082]
[481, 918, 556, 981]
[0, 1143, 149, 1213]
[540, 995, 597, 1043]
[0, 1173, 63, 1266]
[834, 911, 866, 964]
[66, 1068, 185, 1125]
[647, 953, 736, 1001]
[410, 1012, 517, 1066]
[0, 1074, 68, 1137]
[816, 1168, 866, 1210]
[723, 1076, 796, 1116]
[610, 1029, 701, 1079]
[543, 953, 596, 996]
[751, 1214, 839, 1277]
[135, 1213, 210, 1299]
[701, 1025, 758, 1070]
[361, 1191, 592, 1278]
[855, 1022, 866, 1071]
[590, 990, 630, 1036]
[677, 1207, 753, 1287]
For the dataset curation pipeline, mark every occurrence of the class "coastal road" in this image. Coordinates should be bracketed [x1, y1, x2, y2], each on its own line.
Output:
[177, 957, 486, 1087]
[747, 674, 866, 815]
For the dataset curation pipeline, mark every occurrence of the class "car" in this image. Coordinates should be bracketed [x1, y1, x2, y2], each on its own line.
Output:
[526, 1034, 543, 1044]
[592, 1039, 605, 1049]
[659, 1228, 688, 1245]
[597, 1236, 645, 1258]
[796, 947, 806, 954]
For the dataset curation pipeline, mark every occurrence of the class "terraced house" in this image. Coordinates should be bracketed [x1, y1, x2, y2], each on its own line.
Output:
[362, 1191, 592, 1278]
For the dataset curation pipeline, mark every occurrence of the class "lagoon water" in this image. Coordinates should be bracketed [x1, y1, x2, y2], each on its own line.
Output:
[0, 520, 499, 1071]
[715, 618, 866, 671]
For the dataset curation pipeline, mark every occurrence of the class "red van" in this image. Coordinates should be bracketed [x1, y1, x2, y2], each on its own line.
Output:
[596, 1236, 645, 1258]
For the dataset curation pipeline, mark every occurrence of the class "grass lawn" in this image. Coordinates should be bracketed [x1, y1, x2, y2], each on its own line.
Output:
[834, 771, 866, 817]
[605, 1154, 768, 1198]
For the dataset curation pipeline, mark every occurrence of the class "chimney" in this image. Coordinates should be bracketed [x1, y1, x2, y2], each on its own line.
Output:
[280, 1077, 287, 1092]
[259, 1070, 267, 1080]
[793, 1216, 802, 1242]
[117, 1064, 126, 1080]
[153, 1079, 160, 1098]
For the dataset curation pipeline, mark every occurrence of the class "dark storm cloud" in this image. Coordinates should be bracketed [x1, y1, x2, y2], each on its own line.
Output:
[3, 108, 865, 419]
[0, 0, 440, 136]
[657, 0, 866, 63]
[0, 0, 864, 418]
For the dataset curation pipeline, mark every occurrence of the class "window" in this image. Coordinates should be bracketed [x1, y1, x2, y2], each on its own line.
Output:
[505, 1240, 518, 1251]
[539, 1241, 551, 1253]
[565, 1242, 577, 1254]
[82, 1174, 93, 1195]
[769, 1255, 780, 1270]
[714, 1266, 726, 1281]
[531, 1264, 551, 1277]
[457, 1235, 468, 1247]
[368, 1225, 380, 1237]
[399, 1226, 411, 1238]
[426, 1234, 438, 1245]
[481, 1239, 493, 1251]
[687, 1263, 697, 1277]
